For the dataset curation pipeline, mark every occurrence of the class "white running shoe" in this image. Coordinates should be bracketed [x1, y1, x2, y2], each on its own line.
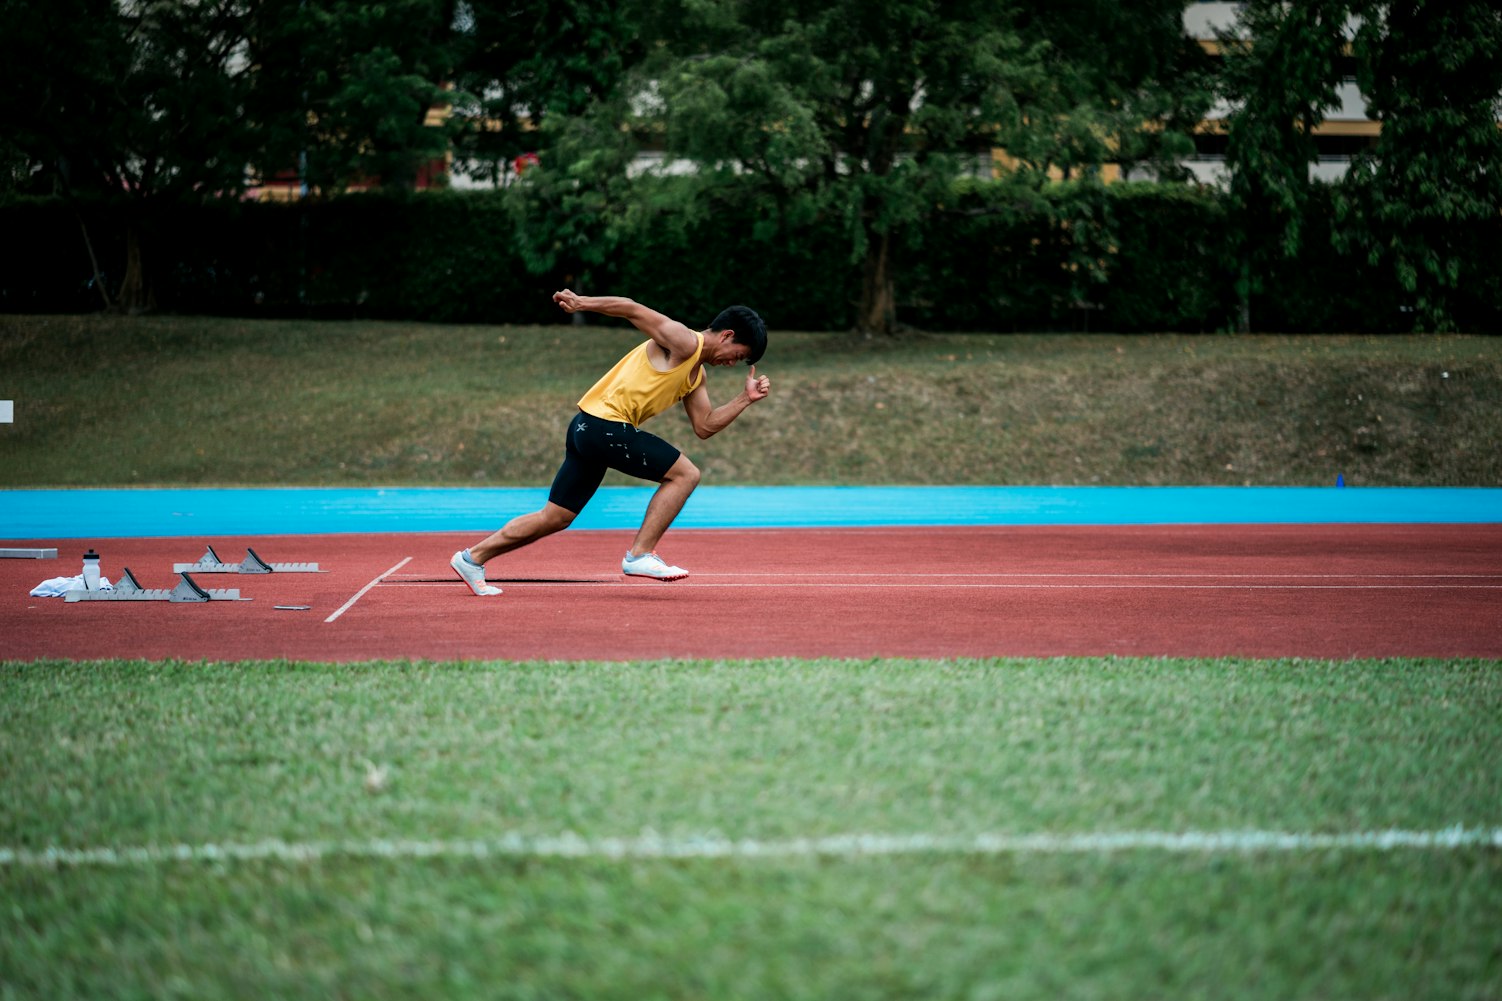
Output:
[451, 550, 502, 596]
[622, 551, 689, 581]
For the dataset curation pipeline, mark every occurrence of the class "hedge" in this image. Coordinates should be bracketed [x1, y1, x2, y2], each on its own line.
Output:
[2, 181, 1495, 332]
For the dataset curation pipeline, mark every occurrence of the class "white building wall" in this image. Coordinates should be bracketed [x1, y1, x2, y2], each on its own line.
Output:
[1183, 1, 1244, 41]
[1181, 2, 1375, 184]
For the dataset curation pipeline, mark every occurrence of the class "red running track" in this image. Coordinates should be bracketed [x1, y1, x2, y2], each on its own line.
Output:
[3, 525, 1500, 662]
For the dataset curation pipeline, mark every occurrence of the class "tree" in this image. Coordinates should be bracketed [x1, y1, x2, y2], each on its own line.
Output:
[1009, 0, 1214, 181]
[0, 0, 467, 310]
[557, 0, 1209, 336]
[1340, 0, 1502, 332]
[607, 0, 1039, 335]
[446, 0, 639, 185]
[1218, 0, 1356, 332]
[438, 0, 645, 291]
[1002, 0, 1214, 326]
[247, 0, 465, 194]
[0, 0, 261, 310]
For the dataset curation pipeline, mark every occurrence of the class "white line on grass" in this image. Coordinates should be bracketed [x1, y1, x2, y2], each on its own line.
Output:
[325, 556, 412, 623]
[4, 827, 1498, 869]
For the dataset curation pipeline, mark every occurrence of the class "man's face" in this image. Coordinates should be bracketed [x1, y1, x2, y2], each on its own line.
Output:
[710, 331, 752, 366]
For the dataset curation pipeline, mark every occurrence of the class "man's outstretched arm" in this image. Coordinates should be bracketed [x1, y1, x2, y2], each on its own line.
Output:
[682, 366, 772, 440]
[553, 289, 699, 364]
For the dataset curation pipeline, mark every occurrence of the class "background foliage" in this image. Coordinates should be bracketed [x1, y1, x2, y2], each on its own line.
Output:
[4, 176, 1498, 333]
[0, 0, 1498, 332]
[1, 182, 1246, 332]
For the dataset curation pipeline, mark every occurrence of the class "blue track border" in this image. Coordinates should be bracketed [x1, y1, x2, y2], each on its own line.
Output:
[2, 486, 1499, 538]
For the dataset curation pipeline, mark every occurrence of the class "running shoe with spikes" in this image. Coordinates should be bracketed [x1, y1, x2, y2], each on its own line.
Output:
[622, 550, 689, 581]
[451, 550, 502, 596]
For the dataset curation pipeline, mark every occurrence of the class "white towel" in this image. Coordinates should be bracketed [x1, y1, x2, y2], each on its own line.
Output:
[30, 574, 114, 597]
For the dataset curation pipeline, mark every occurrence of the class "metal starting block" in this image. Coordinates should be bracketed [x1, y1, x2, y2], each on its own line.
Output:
[173, 545, 322, 574]
[65, 567, 246, 602]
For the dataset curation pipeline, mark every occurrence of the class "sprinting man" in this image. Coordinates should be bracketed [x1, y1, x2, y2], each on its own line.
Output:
[450, 289, 770, 596]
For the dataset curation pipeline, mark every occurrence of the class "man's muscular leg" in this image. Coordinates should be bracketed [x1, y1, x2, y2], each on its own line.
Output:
[469, 502, 577, 564]
[629, 454, 700, 557]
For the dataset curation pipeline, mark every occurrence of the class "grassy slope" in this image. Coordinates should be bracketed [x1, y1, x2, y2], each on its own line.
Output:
[2, 657, 1500, 1000]
[2, 314, 1499, 487]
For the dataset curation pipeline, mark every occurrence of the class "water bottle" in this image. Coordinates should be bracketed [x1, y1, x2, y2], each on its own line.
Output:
[82, 549, 101, 591]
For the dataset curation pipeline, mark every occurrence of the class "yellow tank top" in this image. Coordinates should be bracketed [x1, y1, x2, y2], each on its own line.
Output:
[577, 334, 705, 427]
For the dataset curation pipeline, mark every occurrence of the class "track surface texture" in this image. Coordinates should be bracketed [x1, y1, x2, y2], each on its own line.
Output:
[5, 525, 1500, 661]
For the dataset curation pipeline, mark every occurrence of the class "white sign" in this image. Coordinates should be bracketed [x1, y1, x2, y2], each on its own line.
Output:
[0, 401, 12, 423]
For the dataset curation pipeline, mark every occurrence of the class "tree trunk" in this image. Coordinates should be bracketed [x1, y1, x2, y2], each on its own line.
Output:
[856, 229, 896, 337]
[75, 210, 112, 311]
[1236, 259, 1252, 334]
[115, 220, 155, 314]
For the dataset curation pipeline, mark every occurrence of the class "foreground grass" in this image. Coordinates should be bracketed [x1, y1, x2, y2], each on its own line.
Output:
[3, 657, 1499, 1000]
[3, 314, 1499, 487]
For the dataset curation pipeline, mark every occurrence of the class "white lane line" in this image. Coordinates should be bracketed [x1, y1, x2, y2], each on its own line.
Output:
[705, 583, 1502, 590]
[325, 556, 412, 623]
[382, 580, 1502, 591]
[383, 571, 1502, 580]
[4, 827, 1497, 868]
[698, 572, 1502, 580]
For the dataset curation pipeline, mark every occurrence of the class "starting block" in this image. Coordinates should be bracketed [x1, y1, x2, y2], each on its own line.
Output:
[173, 545, 322, 574]
[65, 567, 246, 603]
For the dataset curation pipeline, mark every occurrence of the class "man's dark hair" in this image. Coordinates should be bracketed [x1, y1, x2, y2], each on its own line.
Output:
[709, 305, 767, 365]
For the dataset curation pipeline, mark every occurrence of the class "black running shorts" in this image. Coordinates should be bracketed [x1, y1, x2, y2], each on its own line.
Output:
[547, 411, 683, 514]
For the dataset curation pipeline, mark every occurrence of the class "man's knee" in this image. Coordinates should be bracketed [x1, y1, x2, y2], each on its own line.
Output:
[668, 456, 701, 489]
[538, 503, 577, 533]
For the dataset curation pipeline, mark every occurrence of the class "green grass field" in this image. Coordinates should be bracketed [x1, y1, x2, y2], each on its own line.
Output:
[3, 314, 1500, 487]
[3, 657, 1500, 999]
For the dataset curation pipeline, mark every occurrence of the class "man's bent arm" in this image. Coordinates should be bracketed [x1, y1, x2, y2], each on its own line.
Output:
[682, 370, 771, 439]
[684, 389, 754, 440]
[553, 290, 698, 362]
